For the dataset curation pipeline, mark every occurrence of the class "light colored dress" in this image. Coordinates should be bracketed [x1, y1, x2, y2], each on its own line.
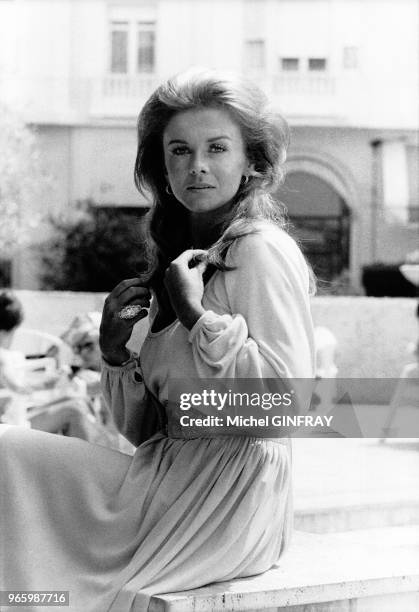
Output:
[0, 222, 315, 612]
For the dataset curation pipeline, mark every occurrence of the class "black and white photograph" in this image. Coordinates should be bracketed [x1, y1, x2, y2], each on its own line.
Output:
[0, 1, 418, 611]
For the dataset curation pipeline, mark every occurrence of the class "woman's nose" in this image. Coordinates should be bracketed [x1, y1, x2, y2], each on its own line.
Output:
[189, 153, 208, 175]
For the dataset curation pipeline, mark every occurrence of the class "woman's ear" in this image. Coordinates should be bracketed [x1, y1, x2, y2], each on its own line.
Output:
[247, 162, 257, 177]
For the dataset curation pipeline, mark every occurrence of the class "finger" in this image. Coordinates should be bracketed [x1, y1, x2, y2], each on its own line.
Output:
[123, 297, 151, 307]
[172, 249, 208, 268]
[114, 286, 151, 303]
[190, 253, 208, 269]
[118, 305, 149, 322]
[195, 260, 207, 275]
[175, 249, 207, 263]
[112, 278, 150, 298]
[189, 249, 208, 256]
[116, 285, 151, 302]
[127, 308, 149, 322]
[107, 291, 142, 312]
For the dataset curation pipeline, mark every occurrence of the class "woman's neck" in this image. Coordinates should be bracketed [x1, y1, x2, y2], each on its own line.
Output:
[188, 203, 234, 248]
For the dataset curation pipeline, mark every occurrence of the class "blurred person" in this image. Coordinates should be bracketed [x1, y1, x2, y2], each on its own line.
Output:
[59, 313, 130, 449]
[61, 312, 103, 396]
[0, 69, 315, 611]
[0, 291, 58, 395]
[0, 291, 99, 441]
[0, 291, 60, 426]
[381, 301, 419, 441]
[28, 312, 125, 447]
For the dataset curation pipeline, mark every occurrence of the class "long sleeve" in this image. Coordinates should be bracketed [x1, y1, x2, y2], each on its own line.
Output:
[101, 357, 166, 447]
[189, 224, 315, 379]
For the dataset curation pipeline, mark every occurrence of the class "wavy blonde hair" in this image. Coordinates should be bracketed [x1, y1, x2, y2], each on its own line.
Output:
[134, 68, 290, 288]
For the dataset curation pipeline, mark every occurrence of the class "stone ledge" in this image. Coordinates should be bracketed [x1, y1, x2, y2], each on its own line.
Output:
[11, 291, 418, 380]
[148, 526, 419, 611]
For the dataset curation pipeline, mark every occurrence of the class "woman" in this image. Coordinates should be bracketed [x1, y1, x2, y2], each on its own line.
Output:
[27, 312, 123, 447]
[0, 292, 93, 439]
[0, 70, 315, 611]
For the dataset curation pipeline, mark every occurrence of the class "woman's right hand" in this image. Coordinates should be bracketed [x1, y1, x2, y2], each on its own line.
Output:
[99, 279, 151, 365]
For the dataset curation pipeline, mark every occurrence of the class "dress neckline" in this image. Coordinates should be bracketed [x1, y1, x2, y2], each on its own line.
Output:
[147, 316, 179, 338]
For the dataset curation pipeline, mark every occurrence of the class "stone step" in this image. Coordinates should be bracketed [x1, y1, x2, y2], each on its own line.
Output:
[294, 499, 419, 532]
[292, 438, 419, 532]
[148, 526, 419, 612]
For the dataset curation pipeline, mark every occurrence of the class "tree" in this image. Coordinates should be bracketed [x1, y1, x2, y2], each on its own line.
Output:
[0, 104, 50, 272]
[39, 201, 149, 291]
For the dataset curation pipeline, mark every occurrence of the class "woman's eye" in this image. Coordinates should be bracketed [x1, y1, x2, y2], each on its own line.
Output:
[171, 146, 190, 155]
[209, 143, 227, 152]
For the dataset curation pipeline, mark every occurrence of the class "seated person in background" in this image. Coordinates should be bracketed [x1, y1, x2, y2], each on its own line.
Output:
[59, 312, 131, 451]
[0, 292, 106, 443]
[0, 292, 59, 395]
[60, 313, 112, 426]
[381, 301, 419, 441]
[0, 291, 60, 427]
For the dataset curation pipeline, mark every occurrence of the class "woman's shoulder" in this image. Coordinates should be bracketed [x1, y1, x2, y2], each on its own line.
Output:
[224, 220, 312, 293]
[226, 220, 304, 268]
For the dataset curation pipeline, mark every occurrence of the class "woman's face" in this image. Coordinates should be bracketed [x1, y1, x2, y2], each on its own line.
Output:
[72, 334, 101, 371]
[163, 107, 251, 214]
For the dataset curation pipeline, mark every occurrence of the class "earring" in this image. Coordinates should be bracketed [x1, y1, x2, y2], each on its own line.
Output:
[241, 175, 249, 186]
[165, 184, 173, 195]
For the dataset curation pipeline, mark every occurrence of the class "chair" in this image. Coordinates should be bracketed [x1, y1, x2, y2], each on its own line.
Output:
[314, 326, 338, 379]
[380, 362, 419, 441]
[11, 328, 72, 370]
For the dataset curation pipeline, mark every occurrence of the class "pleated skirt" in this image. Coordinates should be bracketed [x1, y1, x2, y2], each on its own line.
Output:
[0, 425, 292, 612]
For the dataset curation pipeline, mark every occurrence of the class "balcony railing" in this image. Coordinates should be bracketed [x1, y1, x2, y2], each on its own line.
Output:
[101, 74, 159, 99]
[0, 73, 339, 122]
[95, 73, 338, 119]
[1, 73, 416, 128]
[274, 74, 336, 95]
[252, 73, 336, 96]
[99, 73, 336, 99]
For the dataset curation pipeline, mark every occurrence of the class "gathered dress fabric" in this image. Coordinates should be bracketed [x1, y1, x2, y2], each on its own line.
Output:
[0, 222, 315, 612]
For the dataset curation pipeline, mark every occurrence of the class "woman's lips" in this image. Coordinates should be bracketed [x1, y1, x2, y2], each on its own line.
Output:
[186, 184, 215, 190]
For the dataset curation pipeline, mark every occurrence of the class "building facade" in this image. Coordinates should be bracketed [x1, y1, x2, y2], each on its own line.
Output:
[0, 0, 418, 289]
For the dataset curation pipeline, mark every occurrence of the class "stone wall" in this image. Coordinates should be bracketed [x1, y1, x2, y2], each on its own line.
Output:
[12, 291, 418, 380]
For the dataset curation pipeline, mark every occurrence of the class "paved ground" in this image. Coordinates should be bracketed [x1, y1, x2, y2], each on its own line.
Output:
[293, 438, 419, 512]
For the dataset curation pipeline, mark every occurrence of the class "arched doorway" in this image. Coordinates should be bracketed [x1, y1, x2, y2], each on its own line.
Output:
[279, 171, 351, 281]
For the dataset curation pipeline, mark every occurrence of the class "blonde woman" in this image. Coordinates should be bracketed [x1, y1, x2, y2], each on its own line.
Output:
[0, 70, 315, 611]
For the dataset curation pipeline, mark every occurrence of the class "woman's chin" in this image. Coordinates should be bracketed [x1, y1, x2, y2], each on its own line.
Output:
[181, 197, 235, 216]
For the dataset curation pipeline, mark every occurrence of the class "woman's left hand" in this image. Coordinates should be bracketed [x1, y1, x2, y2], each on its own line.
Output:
[164, 249, 207, 330]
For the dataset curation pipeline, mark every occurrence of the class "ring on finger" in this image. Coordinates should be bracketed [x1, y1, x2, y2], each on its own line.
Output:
[118, 305, 144, 320]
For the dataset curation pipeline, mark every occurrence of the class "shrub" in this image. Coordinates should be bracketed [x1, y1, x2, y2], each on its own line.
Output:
[39, 202, 149, 292]
[0, 104, 51, 268]
[361, 262, 417, 297]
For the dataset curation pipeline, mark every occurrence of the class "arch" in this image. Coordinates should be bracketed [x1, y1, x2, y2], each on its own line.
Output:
[282, 149, 361, 287]
[281, 171, 348, 218]
[285, 149, 360, 216]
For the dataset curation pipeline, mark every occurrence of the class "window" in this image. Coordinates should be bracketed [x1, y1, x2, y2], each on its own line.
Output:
[110, 23, 128, 73]
[109, 20, 156, 74]
[308, 58, 327, 71]
[281, 57, 299, 71]
[137, 23, 155, 73]
[343, 46, 358, 69]
[245, 40, 265, 71]
[407, 145, 419, 223]
[0, 259, 11, 287]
